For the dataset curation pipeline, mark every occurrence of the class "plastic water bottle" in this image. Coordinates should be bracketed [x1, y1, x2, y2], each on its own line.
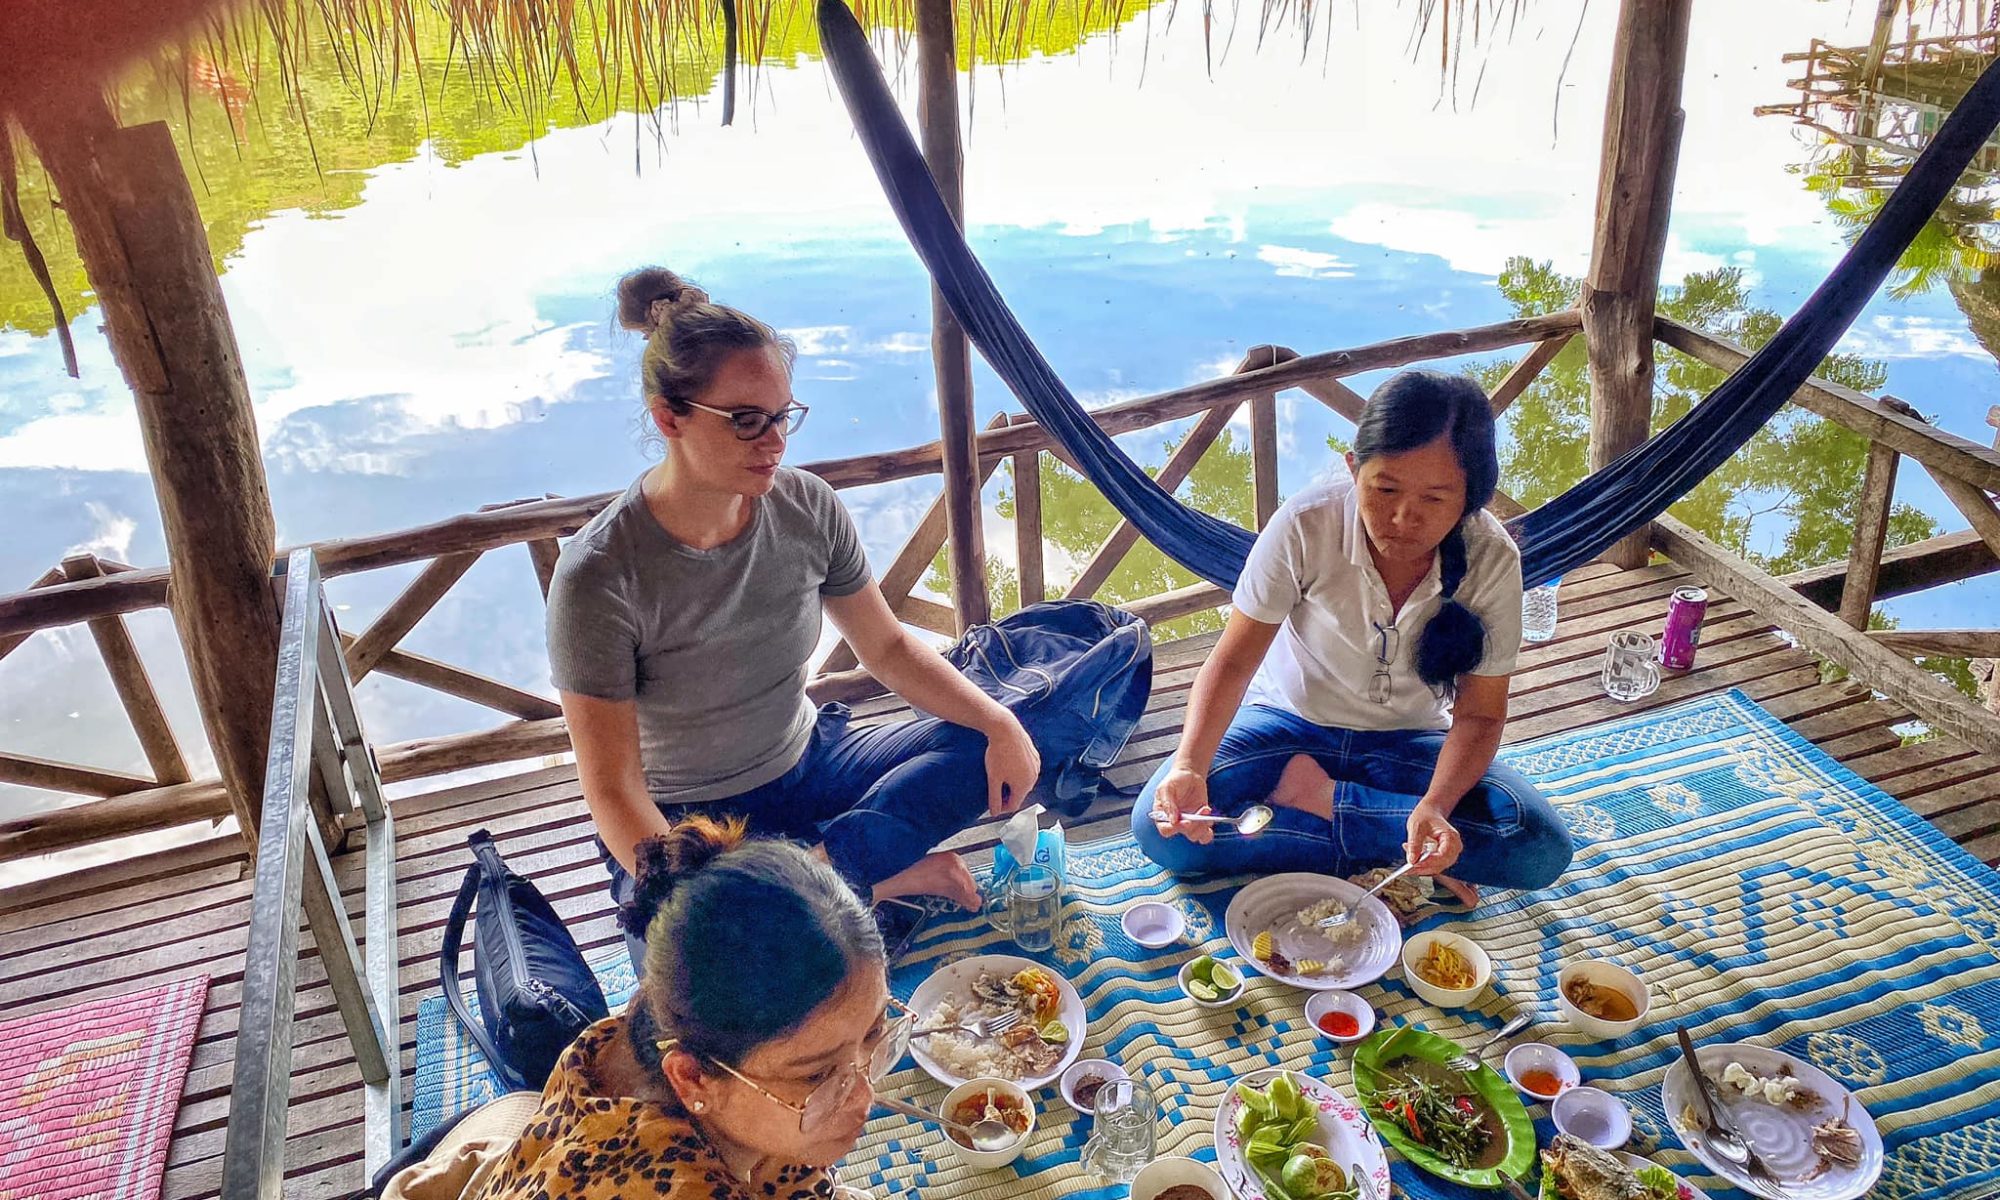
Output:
[1522, 577, 1561, 642]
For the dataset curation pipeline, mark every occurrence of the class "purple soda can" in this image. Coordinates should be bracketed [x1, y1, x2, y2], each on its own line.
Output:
[1659, 585, 1709, 671]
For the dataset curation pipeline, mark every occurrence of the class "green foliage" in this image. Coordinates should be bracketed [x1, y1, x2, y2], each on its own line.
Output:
[925, 423, 1258, 639]
[0, 0, 1158, 336]
[1474, 255, 1936, 575]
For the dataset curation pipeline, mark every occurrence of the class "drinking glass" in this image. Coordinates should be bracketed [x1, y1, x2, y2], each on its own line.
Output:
[1081, 1076, 1158, 1183]
[1522, 577, 1562, 642]
[1600, 630, 1661, 701]
[993, 864, 1061, 953]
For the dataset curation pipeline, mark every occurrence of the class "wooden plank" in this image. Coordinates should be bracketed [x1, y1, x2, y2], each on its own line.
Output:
[0, 565, 65, 663]
[1297, 374, 1366, 422]
[526, 538, 561, 600]
[1658, 317, 2000, 497]
[1928, 466, 2000, 562]
[1487, 332, 1574, 415]
[1784, 528, 1998, 609]
[1839, 441, 1902, 629]
[62, 554, 190, 784]
[23, 113, 279, 844]
[341, 632, 562, 721]
[0, 753, 155, 796]
[898, 595, 960, 638]
[1867, 629, 2000, 659]
[1013, 436, 1045, 607]
[1065, 402, 1239, 600]
[1653, 514, 2000, 760]
[343, 550, 480, 681]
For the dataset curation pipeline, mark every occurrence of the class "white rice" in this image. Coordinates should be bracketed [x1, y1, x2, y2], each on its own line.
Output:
[921, 998, 1026, 1080]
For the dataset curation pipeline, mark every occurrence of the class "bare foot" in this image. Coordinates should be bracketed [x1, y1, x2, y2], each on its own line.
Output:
[1268, 754, 1335, 820]
[873, 850, 982, 911]
[1437, 876, 1481, 907]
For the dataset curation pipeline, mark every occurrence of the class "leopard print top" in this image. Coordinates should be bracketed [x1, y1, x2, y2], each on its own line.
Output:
[469, 1017, 836, 1200]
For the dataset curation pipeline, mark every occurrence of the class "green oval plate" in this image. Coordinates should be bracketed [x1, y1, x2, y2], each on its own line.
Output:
[1351, 1024, 1538, 1189]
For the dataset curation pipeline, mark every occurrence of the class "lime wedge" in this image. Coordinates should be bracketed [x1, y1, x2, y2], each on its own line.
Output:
[1188, 977, 1220, 1001]
[1040, 1020, 1070, 1044]
[1211, 963, 1242, 991]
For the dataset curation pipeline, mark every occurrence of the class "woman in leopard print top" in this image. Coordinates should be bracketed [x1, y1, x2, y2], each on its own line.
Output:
[471, 817, 900, 1199]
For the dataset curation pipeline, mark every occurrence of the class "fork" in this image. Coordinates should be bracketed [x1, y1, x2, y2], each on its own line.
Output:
[912, 1009, 1024, 1040]
[1445, 1011, 1532, 1073]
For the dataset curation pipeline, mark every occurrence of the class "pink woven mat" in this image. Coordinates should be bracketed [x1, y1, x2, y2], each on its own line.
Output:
[0, 975, 210, 1200]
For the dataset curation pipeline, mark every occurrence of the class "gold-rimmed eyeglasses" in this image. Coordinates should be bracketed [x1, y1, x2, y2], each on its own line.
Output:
[658, 998, 913, 1135]
[683, 399, 810, 441]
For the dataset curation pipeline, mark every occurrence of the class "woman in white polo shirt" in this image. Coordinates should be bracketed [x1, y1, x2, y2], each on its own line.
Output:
[1133, 369, 1571, 900]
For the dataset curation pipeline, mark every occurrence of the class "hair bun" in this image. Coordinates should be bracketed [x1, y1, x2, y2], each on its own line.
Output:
[615, 267, 711, 335]
[617, 815, 749, 938]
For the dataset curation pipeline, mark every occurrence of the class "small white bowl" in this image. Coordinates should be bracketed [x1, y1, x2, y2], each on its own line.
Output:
[1122, 902, 1186, 949]
[1503, 1042, 1581, 1102]
[1130, 1155, 1231, 1200]
[1058, 1058, 1130, 1115]
[1551, 1085, 1632, 1149]
[1401, 930, 1493, 1008]
[1178, 957, 1246, 1009]
[1556, 960, 1651, 1040]
[940, 1077, 1035, 1169]
[1303, 990, 1376, 1044]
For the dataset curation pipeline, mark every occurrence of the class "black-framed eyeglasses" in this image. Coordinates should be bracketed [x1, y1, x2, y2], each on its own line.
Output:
[658, 998, 913, 1135]
[1368, 621, 1400, 705]
[683, 399, 810, 440]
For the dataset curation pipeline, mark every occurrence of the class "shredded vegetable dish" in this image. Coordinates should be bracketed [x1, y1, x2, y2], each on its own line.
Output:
[1415, 942, 1477, 990]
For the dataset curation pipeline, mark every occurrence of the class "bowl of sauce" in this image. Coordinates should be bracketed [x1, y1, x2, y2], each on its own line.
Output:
[1059, 1057, 1130, 1115]
[1556, 960, 1650, 1040]
[1130, 1156, 1229, 1200]
[1503, 1041, 1581, 1102]
[1303, 989, 1375, 1044]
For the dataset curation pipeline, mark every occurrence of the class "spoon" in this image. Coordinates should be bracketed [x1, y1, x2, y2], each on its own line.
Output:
[1317, 856, 1425, 929]
[1177, 804, 1275, 835]
[1674, 1027, 1751, 1169]
[873, 1095, 1017, 1152]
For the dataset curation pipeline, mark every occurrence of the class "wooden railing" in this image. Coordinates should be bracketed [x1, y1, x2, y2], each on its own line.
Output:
[8, 304, 1999, 866]
[0, 312, 1582, 864]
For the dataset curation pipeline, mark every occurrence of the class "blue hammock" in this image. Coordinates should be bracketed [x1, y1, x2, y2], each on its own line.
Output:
[813, 0, 2000, 590]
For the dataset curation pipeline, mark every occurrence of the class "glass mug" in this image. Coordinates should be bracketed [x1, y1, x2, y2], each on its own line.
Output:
[1081, 1076, 1158, 1183]
[989, 864, 1062, 953]
[1601, 630, 1661, 701]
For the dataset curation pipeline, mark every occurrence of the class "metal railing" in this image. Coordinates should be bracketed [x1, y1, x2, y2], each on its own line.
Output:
[220, 549, 405, 1195]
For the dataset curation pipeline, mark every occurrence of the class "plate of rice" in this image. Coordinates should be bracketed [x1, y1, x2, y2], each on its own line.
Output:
[904, 954, 1087, 1091]
[1224, 872, 1402, 991]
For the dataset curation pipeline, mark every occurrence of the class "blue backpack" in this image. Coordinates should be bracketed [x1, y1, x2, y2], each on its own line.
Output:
[944, 599, 1153, 816]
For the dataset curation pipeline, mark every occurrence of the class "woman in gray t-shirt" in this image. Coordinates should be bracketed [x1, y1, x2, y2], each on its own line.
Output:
[548, 268, 1040, 923]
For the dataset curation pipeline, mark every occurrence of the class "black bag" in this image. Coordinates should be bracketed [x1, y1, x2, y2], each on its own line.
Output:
[945, 599, 1153, 817]
[440, 829, 609, 1091]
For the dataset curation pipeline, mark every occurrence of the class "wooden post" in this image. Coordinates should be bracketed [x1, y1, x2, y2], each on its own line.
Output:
[1012, 422, 1046, 608]
[917, 0, 989, 630]
[21, 106, 278, 844]
[62, 554, 190, 785]
[1251, 393, 1280, 530]
[1839, 442, 1902, 630]
[1580, 0, 1693, 568]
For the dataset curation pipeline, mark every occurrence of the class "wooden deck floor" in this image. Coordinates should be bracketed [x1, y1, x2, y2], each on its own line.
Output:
[3, 559, 1997, 1199]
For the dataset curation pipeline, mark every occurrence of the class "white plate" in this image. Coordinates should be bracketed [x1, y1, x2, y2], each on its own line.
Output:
[1615, 1152, 1715, 1200]
[904, 954, 1086, 1091]
[1659, 1042, 1883, 1200]
[1214, 1067, 1391, 1200]
[1224, 873, 1402, 991]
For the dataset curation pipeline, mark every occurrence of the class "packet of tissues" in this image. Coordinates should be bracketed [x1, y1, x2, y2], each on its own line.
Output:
[990, 803, 1066, 891]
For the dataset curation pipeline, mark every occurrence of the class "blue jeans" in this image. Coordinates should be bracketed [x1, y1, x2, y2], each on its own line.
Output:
[605, 703, 989, 965]
[1129, 704, 1571, 890]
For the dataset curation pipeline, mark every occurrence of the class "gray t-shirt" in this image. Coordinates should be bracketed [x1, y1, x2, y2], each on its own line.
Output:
[546, 468, 871, 803]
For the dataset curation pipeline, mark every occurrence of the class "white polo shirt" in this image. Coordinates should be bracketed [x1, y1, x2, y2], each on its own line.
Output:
[1234, 471, 1523, 732]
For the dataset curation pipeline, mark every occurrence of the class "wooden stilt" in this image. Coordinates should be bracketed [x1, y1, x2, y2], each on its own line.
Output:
[917, 0, 989, 630]
[1581, 0, 1693, 568]
[20, 106, 280, 846]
